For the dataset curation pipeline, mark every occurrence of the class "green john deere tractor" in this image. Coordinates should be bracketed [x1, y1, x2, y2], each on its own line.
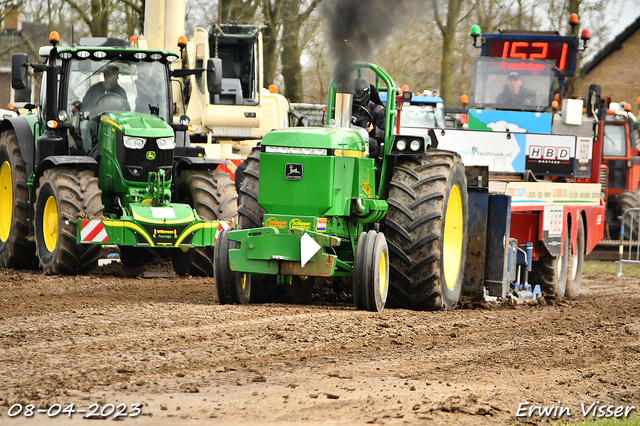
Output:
[214, 63, 468, 311]
[0, 32, 236, 275]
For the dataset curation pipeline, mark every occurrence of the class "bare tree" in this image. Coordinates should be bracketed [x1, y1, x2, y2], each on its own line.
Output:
[431, 0, 470, 107]
[280, 0, 319, 102]
[260, 0, 282, 86]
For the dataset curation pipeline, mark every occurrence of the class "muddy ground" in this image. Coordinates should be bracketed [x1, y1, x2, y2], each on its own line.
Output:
[0, 263, 638, 425]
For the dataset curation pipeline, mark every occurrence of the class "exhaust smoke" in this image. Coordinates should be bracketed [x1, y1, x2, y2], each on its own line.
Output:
[320, 0, 424, 83]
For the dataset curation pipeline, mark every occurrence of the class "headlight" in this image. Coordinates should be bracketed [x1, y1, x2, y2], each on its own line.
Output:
[57, 110, 68, 122]
[410, 139, 421, 151]
[123, 136, 146, 149]
[156, 137, 176, 150]
[395, 139, 407, 151]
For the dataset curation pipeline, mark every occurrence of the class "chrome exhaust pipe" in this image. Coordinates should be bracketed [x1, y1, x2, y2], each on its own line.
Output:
[334, 93, 353, 129]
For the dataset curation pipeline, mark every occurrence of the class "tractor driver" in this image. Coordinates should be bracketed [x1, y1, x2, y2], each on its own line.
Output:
[79, 65, 129, 153]
[495, 72, 537, 108]
[351, 78, 385, 158]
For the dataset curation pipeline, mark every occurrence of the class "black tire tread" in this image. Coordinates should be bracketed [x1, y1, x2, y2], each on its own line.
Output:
[35, 168, 104, 275]
[384, 150, 467, 311]
[618, 189, 640, 239]
[0, 130, 37, 268]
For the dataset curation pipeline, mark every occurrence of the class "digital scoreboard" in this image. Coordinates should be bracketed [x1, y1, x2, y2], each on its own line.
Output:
[481, 34, 580, 77]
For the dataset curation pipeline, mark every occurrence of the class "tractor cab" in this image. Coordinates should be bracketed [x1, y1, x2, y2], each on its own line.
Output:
[599, 105, 640, 232]
[469, 57, 555, 112]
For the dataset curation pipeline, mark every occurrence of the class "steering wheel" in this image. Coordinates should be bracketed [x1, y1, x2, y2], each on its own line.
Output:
[95, 92, 125, 110]
[352, 103, 373, 130]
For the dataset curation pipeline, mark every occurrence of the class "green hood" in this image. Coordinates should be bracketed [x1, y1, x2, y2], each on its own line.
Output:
[101, 111, 174, 138]
[262, 127, 368, 151]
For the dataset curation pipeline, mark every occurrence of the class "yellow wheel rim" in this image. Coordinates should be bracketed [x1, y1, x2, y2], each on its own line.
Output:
[443, 185, 463, 290]
[43, 195, 58, 253]
[379, 251, 387, 296]
[241, 274, 247, 291]
[0, 161, 12, 243]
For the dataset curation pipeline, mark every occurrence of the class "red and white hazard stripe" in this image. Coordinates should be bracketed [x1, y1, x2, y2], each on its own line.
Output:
[214, 221, 233, 244]
[80, 220, 109, 243]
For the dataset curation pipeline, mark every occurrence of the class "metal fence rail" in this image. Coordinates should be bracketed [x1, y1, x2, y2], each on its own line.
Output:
[617, 207, 640, 276]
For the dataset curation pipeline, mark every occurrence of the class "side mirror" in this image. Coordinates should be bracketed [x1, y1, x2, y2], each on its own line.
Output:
[207, 58, 222, 95]
[11, 53, 29, 90]
[586, 83, 601, 117]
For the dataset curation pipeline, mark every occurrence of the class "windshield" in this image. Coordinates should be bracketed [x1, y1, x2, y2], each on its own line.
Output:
[470, 57, 555, 111]
[602, 123, 627, 157]
[66, 59, 170, 121]
[400, 104, 445, 129]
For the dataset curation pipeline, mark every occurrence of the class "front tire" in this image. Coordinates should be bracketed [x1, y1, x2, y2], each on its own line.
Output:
[214, 228, 250, 304]
[237, 147, 278, 301]
[0, 130, 36, 268]
[172, 168, 237, 276]
[530, 226, 569, 299]
[35, 168, 104, 274]
[353, 231, 389, 312]
[384, 151, 468, 311]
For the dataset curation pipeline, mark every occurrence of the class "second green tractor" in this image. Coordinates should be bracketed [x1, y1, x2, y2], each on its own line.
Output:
[214, 63, 469, 311]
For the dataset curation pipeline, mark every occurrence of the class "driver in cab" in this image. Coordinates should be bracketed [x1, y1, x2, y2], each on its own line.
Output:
[495, 71, 536, 107]
[82, 64, 128, 111]
[79, 64, 129, 153]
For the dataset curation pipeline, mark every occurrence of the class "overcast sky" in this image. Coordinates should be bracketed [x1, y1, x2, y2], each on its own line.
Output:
[618, 3, 640, 30]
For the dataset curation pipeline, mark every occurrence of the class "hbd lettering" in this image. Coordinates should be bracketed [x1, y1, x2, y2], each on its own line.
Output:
[516, 401, 636, 418]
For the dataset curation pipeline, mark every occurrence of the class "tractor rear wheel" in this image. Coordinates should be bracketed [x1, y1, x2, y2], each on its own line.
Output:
[530, 229, 569, 299]
[618, 189, 640, 239]
[353, 231, 389, 312]
[214, 228, 250, 304]
[237, 147, 279, 301]
[238, 147, 265, 229]
[565, 216, 585, 298]
[35, 168, 104, 274]
[384, 150, 468, 311]
[173, 168, 237, 276]
[0, 130, 37, 268]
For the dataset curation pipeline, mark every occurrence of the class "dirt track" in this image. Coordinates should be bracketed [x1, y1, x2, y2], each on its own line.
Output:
[0, 265, 638, 425]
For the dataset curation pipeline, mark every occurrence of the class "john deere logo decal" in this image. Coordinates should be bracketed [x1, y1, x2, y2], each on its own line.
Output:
[285, 163, 303, 180]
[146, 151, 156, 160]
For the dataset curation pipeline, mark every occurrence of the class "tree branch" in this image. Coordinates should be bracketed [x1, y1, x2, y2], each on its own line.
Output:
[113, 0, 143, 15]
[298, 0, 320, 24]
[64, 0, 94, 27]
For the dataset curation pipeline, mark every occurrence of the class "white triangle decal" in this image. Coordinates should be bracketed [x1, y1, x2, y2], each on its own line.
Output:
[300, 233, 321, 268]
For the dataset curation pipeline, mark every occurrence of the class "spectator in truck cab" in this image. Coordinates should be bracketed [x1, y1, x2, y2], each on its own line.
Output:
[495, 72, 537, 107]
[351, 77, 385, 158]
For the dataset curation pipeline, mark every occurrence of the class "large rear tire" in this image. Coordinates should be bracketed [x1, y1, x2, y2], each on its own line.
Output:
[35, 168, 104, 275]
[172, 168, 237, 276]
[353, 231, 389, 312]
[565, 216, 585, 299]
[0, 130, 37, 268]
[384, 150, 468, 311]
